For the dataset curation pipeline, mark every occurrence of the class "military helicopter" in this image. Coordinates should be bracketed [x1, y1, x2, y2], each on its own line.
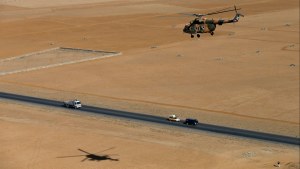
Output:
[183, 6, 244, 38]
[57, 148, 119, 162]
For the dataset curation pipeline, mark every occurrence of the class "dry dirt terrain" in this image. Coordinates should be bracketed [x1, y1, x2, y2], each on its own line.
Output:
[0, 0, 299, 169]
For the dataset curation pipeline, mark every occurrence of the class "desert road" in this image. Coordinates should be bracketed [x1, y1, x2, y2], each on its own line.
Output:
[0, 92, 299, 145]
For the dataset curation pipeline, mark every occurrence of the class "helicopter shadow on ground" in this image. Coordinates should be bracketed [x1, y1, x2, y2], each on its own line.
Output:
[57, 148, 119, 162]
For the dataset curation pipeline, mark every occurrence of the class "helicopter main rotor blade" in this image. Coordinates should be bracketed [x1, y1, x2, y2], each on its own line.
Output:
[214, 6, 241, 12]
[178, 12, 195, 16]
[98, 147, 115, 153]
[78, 149, 91, 155]
[57, 155, 86, 158]
[81, 157, 89, 162]
[206, 8, 241, 16]
[106, 154, 119, 156]
[211, 6, 234, 13]
[183, 6, 242, 18]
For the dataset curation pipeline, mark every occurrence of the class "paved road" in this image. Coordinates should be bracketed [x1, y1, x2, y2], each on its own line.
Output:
[0, 92, 299, 145]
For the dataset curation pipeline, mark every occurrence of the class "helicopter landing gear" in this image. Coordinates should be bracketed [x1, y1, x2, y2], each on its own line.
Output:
[197, 34, 200, 38]
[210, 32, 214, 36]
[191, 34, 194, 38]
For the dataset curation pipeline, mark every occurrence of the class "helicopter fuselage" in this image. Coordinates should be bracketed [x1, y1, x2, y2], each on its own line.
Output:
[183, 22, 216, 34]
[183, 20, 217, 38]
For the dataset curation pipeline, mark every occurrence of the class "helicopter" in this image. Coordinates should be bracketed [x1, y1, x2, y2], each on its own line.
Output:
[183, 5, 244, 38]
[57, 148, 119, 162]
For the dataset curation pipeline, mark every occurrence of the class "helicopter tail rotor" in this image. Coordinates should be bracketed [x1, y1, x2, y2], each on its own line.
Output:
[230, 5, 244, 22]
[232, 13, 244, 22]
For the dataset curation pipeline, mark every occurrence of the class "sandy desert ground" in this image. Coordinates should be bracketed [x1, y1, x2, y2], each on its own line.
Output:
[0, 0, 299, 169]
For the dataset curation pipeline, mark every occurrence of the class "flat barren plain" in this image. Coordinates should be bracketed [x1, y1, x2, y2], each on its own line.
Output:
[0, 0, 299, 169]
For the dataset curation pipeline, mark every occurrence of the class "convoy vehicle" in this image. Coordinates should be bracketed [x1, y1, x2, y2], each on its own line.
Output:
[184, 118, 199, 125]
[167, 114, 180, 122]
[63, 99, 82, 109]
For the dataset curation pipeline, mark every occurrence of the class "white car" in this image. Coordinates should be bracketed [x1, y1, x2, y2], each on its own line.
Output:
[63, 99, 82, 109]
[167, 115, 180, 122]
